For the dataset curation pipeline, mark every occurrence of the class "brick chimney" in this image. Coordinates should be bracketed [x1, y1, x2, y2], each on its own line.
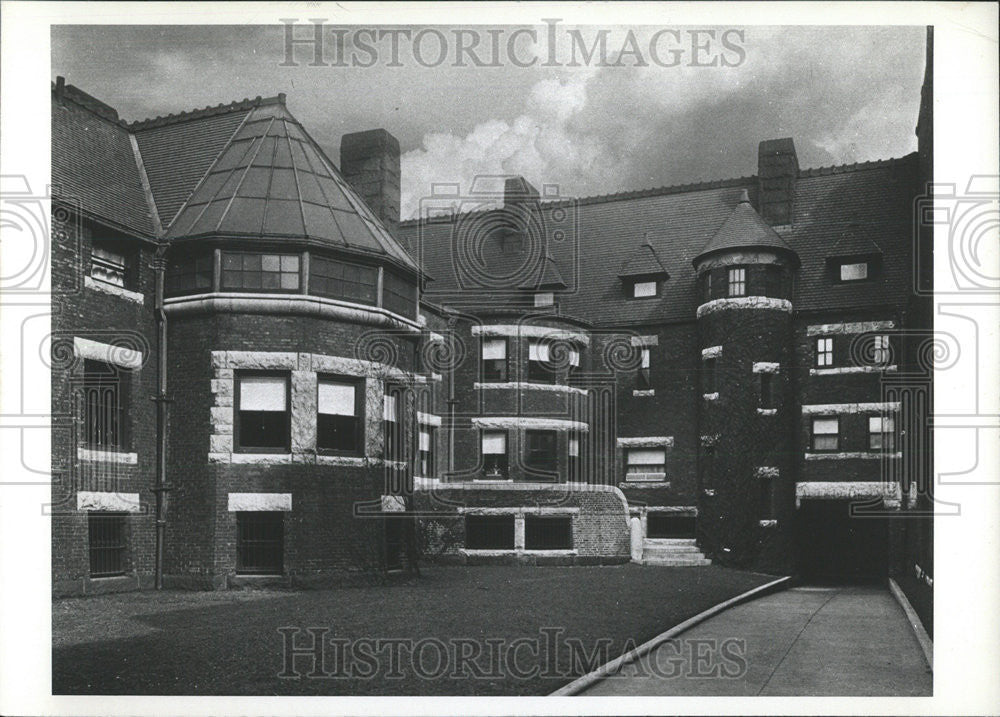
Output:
[757, 138, 799, 226]
[340, 128, 401, 236]
[503, 176, 540, 209]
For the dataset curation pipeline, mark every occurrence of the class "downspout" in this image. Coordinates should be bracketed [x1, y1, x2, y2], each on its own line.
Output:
[152, 244, 172, 589]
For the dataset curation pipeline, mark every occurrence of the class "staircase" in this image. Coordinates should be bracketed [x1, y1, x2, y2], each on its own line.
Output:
[640, 538, 711, 566]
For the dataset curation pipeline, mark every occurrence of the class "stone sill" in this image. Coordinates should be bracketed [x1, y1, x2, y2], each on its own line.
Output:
[810, 365, 898, 376]
[475, 381, 588, 396]
[759, 519, 778, 528]
[804, 451, 902, 460]
[77, 447, 138, 464]
[85, 276, 144, 304]
[702, 392, 719, 401]
[632, 389, 655, 397]
[757, 408, 777, 416]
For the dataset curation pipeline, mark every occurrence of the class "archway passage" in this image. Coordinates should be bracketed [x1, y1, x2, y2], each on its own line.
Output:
[796, 499, 888, 583]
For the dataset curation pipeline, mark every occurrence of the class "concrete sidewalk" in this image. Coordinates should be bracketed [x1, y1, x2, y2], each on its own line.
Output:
[582, 585, 932, 696]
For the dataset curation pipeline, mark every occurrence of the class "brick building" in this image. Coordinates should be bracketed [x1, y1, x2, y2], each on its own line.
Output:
[51, 40, 932, 626]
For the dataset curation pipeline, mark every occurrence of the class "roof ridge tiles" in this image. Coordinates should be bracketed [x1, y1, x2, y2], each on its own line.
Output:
[398, 153, 916, 225]
[127, 93, 286, 131]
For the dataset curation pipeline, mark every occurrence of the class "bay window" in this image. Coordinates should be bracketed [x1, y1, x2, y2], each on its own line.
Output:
[481, 431, 508, 479]
[528, 340, 555, 384]
[317, 378, 363, 453]
[481, 338, 508, 382]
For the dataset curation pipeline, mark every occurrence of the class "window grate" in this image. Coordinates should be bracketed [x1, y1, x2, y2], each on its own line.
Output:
[88, 513, 127, 577]
[524, 516, 573, 550]
[236, 512, 284, 575]
[465, 515, 515, 550]
[81, 360, 128, 450]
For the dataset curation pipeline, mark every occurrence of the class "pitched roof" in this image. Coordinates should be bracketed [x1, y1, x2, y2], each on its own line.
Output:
[618, 238, 669, 278]
[52, 83, 155, 237]
[400, 155, 918, 326]
[692, 189, 796, 266]
[163, 102, 417, 271]
[521, 253, 567, 289]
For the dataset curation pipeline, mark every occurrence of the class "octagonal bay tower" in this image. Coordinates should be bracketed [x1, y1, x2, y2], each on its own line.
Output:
[159, 99, 428, 587]
[692, 189, 799, 571]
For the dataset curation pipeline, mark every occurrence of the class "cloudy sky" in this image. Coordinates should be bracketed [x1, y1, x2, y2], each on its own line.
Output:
[52, 24, 927, 219]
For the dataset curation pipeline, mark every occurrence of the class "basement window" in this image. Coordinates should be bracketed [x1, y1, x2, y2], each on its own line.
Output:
[235, 373, 290, 452]
[811, 417, 840, 451]
[465, 514, 515, 550]
[236, 511, 284, 575]
[524, 516, 573, 550]
[317, 377, 363, 454]
[88, 513, 127, 577]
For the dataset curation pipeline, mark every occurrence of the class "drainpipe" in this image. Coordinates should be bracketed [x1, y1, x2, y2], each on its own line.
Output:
[151, 244, 172, 589]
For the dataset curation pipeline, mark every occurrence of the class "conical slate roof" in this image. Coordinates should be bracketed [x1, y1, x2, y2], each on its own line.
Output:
[618, 238, 669, 278]
[166, 103, 417, 272]
[692, 189, 796, 266]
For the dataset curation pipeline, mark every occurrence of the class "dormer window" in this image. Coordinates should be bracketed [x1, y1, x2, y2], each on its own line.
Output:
[829, 253, 881, 284]
[534, 292, 554, 307]
[630, 280, 658, 298]
[839, 261, 868, 281]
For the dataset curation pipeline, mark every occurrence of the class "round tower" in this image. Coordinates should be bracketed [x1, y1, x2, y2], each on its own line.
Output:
[692, 189, 798, 570]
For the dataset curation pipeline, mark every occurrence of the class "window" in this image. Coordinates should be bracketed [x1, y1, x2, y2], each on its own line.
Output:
[465, 514, 515, 550]
[91, 243, 128, 288]
[760, 372, 774, 409]
[839, 261, 869, 281]
[632, 280, 658, 298]
[758, 477, 773, 520]
[626, 448, 666, 479]
[236, 512, 283, 575]
[88, 513, 126, 577]
[524, 516, 573, 550]
[310, 255, 377, 305]
[815, 337, 834, 367]
[568, 435, 581, 481]
[382, 270, 418, 319]
[873, 335, 891, 365]
[236, 373, 290, 452]
[728, 267, 746, 297]
[525, 430, 557, 474]
[637, 347, 651, 390]
[81, 359, 129, 450]
[419, 426, 435, 477]
[165, 254, 213, 295]
[534, 292, 554, 307]
[221, 252, 300, 291]
[481, 430, 508, 478]
[568, 346, 580, 377]
[869, 416, 896, 451]
[763, 264, 784, 298]
[383, 390, 403, 461]
[528, 340, 555, 384]
[703, 357, 717, 394]
[481, 338, 507, 382]
[812, 417, 839, 451]
[317, 378, 362, 453]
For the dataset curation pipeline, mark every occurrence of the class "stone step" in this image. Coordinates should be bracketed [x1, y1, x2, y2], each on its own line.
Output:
[642, 547, 705, 557]
[643, 538, 697, 546]
[641, 556, 712, 566]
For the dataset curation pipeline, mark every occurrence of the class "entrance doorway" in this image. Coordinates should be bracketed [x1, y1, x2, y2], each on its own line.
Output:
[796, 499, 888, 583]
